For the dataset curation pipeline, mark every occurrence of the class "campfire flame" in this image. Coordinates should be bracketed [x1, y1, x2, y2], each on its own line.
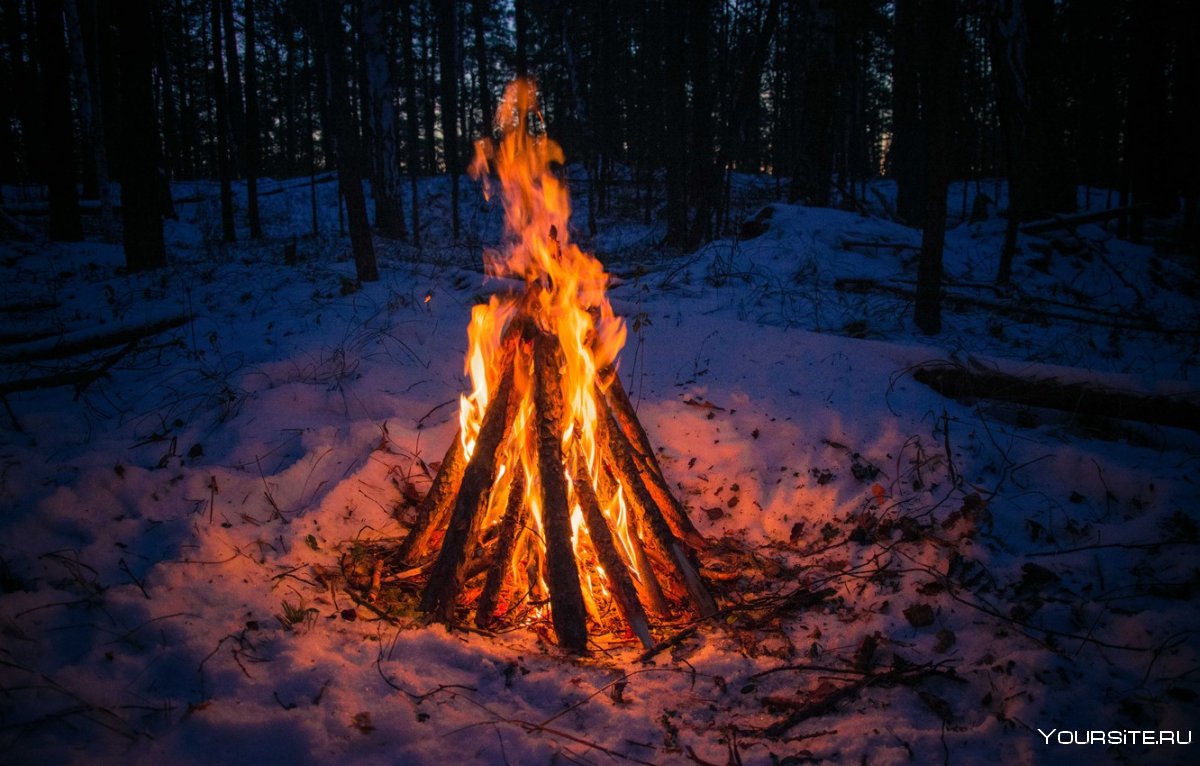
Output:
[461, 79, 632, 630]
[396, 78, 713, 650]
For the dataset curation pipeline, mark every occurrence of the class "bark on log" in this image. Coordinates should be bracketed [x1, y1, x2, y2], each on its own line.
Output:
[398, 320, 528, 565]
[394, 432, 466, 565]
[913, 361, 1200, 434]
[419, 359, 517, 621]
[475, 464, 527, 628]
[1, 340, 140, 397]
[599, 407, 718, 617]
[1020, 203, 1149, 235]
[1, 315, 189, 364]
[534, 331, 589, 652]
[592, 461, 671, 616]
[572, 450, 655, 649]
[602, 372, 706, 549]
[834, 278, 1192, 336]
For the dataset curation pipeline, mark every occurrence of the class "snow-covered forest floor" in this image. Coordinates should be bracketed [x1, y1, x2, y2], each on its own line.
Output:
[1, 173, 1197, 765]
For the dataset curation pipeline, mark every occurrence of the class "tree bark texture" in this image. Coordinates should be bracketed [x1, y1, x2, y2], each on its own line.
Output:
[361, 0, 407, 239]
[116, 2, 167, 271]
[311, 0, 379, 282]
[37, 0, 83, 241]
[245, 0, 263, 238]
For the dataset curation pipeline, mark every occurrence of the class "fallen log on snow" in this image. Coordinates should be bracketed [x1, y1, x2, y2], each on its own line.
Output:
[833, 277, 1188, 336]
[841, 239, 920, 252]
[912, 360, 1200, 434]
[0, 314, 189, 365]
[1019, 203, 1148, 236]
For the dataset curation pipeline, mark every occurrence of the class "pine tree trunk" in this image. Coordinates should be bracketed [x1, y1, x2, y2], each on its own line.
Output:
[684, 0, 715, 249]
[220, 0, 246, 174]
[988, 0, 1074, 230]
[435, 0, 460, 239]
[361, 0, 407, 239]
[64, 0, 114, 230]
[312, 0, 378, 283]
[515, 0, 527, 76]
[211, 0, 236, 243]
[174, 0, 198, 178]
[245, 0, 262, 238]
[914, 0, 955, 335]
[115, 2, 167, 271]
[662, 0, 689, 247]
[472, 0, 493, 133]
[892, 0, 924, 224]
[37, 0, 84, 242]
[400, 0, 422, 245]
[788, 0, 835, 207]
[151, 4, 179, 182]
[1124, 2, 1176, 218]
[283, 8, 298, 174]
[421, 2, 438, 179]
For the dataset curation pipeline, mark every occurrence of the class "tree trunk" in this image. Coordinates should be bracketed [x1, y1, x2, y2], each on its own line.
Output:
[988, 0, 1074, 234]
[788, 0, 836, 207]
[0, 3, 20, 184]
[361, 0, 407, 239]
[435, 0, 460, 239]
[891, 0, 924, 224]
[115, 2, 167, 271]
[914, 0, 956, 336]
[559, 6, 597, 236]
[173, 0, 199, 179]
[64, 0, 114, 230]
[684, 0, 715, 249]
[153, 3, 183, 183]
[37, 0, 84, 241]
[1124, 1, 1176, 219]
[282, 7, 299, 174]
[245, 0, 262, 239]
[1174, 0, 1199, 264]
[400, 0, 422, 245]
[515, 0, 527, 76]
[662, 0, 689, 247]
[420, 1, 438, 179]
[211, 0, 236, 243]
[692, 0, 781, 248]
[472, 0, 493, 134]
[312, 0, 378, 283]
[220, 0, 246, 174]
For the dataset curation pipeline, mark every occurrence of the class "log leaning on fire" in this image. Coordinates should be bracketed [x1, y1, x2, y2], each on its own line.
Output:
[533, 331, 591, 653]
[603, 369, 707, 550]
[398, 321, 717, 651]
[418, 352, 517, 621]
[393, 433, 465, 566]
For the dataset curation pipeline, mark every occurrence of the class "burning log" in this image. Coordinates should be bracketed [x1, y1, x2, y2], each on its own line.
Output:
[602, 370, 706, 550]
[418, 357, 517, 621]
[475, 464, 527, 628]
[392, 433, 465, 565]
[571, 449, 655, 649]
[533, 331, 590, 652]
[393, 79, 715, 652]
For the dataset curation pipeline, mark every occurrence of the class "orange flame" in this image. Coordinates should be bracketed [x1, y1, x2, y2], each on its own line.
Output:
[461, 79, 633, 630]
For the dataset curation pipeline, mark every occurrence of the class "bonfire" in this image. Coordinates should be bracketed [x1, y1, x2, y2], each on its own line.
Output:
[393, 80, 716, 652]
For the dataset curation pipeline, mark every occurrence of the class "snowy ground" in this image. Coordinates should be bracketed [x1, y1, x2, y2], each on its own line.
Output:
[1, 173, 1197, 765]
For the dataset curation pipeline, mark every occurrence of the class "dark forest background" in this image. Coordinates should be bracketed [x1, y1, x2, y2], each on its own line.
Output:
[2, 0, 1197, 330]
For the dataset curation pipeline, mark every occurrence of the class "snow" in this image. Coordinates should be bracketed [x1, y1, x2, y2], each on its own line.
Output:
[1, 173, 1197, 765]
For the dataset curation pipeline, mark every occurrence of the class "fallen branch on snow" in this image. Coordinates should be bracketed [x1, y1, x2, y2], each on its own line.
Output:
[911, 360, 1200, 434]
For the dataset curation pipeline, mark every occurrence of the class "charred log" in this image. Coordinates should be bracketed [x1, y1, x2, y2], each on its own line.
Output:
[534, 331, 589, 653]
[419, 357, 517, 620]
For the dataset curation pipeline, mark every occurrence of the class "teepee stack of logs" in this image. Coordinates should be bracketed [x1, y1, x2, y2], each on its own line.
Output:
[392, 78, 716, 653]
